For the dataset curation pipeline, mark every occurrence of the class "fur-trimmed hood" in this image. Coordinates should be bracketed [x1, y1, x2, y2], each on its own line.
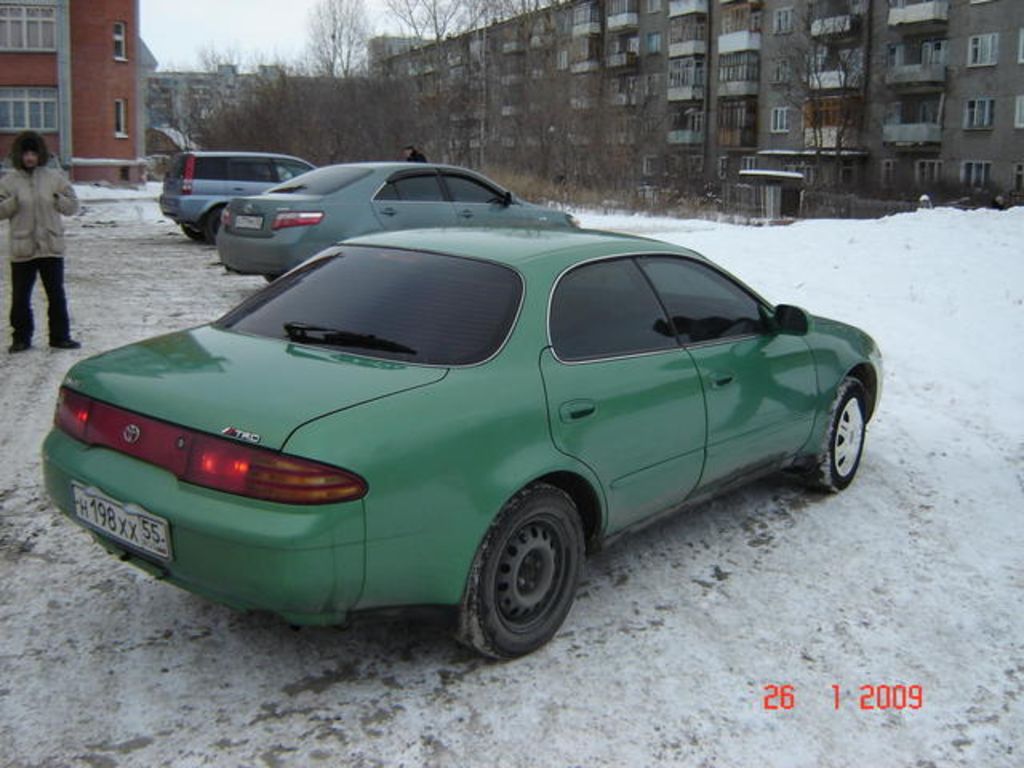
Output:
[9, 131, 50, 170]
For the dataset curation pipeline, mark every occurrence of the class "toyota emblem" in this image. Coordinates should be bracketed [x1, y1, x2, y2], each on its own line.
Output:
[123, 424, 141, 444]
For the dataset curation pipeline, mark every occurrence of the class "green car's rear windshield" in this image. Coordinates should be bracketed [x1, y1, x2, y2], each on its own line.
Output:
[217, 247, 523, 366]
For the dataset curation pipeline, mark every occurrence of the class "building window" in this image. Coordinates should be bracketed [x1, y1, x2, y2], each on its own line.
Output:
[741, 155, 757, 171]
[1014, 163, 1024, 193]
[557, 49, 569, 70]
[114, 99, 128, 137]
[881, 159, 895, 188]
[770, 57, 792, 84]
[113, 21, 127, 60]
[0, 87, 58, 130]
[718, 156, 728, 179]
[773, 7, 793, 35]
[1017, 95, 1024, 128]
[967, 33, 999, 66]
[771, 106, 790, 133]
[646, 0, 662, 12]
[643, 155, 658, 176]
[719, 51, 759, 83]
[961, 161, 992, 187]
[0, 5, 56, 50]
[1019, 28, 1023, 63]
[915, 159, 942, 186]
[646, 31, 662, 54]
[964, 98, 995, 129]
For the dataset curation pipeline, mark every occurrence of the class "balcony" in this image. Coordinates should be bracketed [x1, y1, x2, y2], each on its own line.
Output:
[808, 70, 851, 90]
[885, 62, 946, 88]
[719, 80, 758, 97]
[606, 51, 639, 68]
[668, 84, 705, 101]
[718, 126, 757, 148]
[888, 1, 948, 28]
[668, 39, 706, 57]
[502, 40, 525, 54]
[572, 20, 601, 37]
[667, 129, 704, 144]
[571, 59, 601, 74]
[882, 123, 942, 144]
[607, 12, 640, 31]
[804, 127, 857, 149]
[570, 97, 595, 110]
[811, 14, 860, 38]
[718, 31, 761, 54]
[500, 73, 524, 86]
[669, 0, 708, 16]
[608, 92, 638, 106]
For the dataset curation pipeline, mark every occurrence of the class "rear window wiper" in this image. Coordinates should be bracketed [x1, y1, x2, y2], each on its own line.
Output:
[284, 322, 417, 355]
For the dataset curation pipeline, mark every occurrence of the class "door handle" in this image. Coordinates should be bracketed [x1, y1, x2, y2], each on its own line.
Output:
[380, 207, 397, 217]
[558, 399, 596, 423]
[709, 373, 735, 389]
[458, 209, 473, 218]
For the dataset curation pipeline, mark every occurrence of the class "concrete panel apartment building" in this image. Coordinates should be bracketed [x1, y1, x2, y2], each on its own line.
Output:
[0, 0, 146, 182]
[377, 0, 1024, 208]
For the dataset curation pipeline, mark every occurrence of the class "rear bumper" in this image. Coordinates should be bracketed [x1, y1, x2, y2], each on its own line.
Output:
[42, 429, 366, 626]
[218, 229, 322, 277]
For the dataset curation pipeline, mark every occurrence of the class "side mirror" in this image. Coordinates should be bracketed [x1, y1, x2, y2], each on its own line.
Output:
[773, 304, 810, 336]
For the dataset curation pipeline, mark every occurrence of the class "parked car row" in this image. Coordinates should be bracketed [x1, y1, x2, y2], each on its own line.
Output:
[49, 152, 883, 659]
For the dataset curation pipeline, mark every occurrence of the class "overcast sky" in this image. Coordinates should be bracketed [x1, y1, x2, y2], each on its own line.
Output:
[140, 0, 396, 71]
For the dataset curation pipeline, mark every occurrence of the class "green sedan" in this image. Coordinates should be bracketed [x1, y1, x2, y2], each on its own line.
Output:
[42, 228, 881, 658]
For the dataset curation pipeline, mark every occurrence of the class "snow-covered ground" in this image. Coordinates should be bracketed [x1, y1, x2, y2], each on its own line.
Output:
[0, 191, 1021, 768]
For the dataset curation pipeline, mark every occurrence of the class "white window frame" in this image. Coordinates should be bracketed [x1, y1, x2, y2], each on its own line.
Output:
[961, 161, 992, 187]
[113, 21, 127, 60]
[773, 7, 793, 35]
[964, 97, 995, 129]
[114, 99, 128, 137]
[967, 33, 999, 67]
[0, 5, 57, 51]
[646, 31, 662, 55]
[0, 86, 58, 131]
[717, 155, 728, 180]
[1019, 28, 1024, 64]
[1017, 95, 1024, 128]
[770, 106, 790, 133]
[642, 154, 658, 176]
[646, 0, 662, 13]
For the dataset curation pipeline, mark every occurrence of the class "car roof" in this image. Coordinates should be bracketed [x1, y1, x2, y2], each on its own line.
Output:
[178, 151, 311, 162]
[342, 227, 706, 275]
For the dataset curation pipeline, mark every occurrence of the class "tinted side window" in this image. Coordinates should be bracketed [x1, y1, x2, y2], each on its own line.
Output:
[386, 174, 445, 201]
[639, 257, 766, 344]
[229, 159, 275, 182]
[194, 157, 227, 179]
[275, 160, 312, 182]
[550, 259, 676, 361]
[444, 174, 502, 203]
[374, 182, 399, 201]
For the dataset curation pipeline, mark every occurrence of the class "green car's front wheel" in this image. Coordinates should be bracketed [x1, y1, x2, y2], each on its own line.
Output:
[814, 378, 867, 492]
[458, 483, 584, 659]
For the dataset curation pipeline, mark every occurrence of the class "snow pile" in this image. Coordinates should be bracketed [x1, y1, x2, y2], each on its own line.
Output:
[0, 198, 1021, 767]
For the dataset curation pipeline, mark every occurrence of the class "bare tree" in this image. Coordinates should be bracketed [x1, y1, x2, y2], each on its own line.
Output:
[383, 0, 482, 41]
[306, 0, 370, 78]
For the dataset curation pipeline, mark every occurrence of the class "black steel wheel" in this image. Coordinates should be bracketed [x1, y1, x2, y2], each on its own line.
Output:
[203, 206, 224, 244]
[457, 483, 584, 659]
[180, 224, 205, 242]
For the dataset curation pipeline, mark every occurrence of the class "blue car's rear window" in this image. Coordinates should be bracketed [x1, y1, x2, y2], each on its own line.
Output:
[217, 246, 523, 366]
[267, 166, 372, 196]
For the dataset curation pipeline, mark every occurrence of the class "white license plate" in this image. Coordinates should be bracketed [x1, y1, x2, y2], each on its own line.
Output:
[72, 483, 173, 561]
[234, 214, 264, 230]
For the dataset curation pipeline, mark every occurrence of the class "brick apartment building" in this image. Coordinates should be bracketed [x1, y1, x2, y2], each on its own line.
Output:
[375, 0, 1024, 209]
[0, 0, 147, 182]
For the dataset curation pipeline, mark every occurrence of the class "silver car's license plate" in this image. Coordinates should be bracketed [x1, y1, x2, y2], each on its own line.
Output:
[234, 214, 264, 230]
[72, 483, 172, 561]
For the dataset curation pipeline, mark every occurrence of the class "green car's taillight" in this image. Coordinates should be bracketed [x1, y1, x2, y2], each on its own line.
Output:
[55, 387, 367, 505]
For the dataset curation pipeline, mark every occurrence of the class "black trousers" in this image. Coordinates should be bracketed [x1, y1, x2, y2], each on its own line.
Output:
[10, 257, 71, 345]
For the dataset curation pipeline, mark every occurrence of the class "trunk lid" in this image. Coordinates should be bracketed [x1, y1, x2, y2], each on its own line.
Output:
[63, 326, 447, 450]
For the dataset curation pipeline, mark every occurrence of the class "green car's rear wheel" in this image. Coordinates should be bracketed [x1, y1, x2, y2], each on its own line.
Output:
[458, 483, 583, 659]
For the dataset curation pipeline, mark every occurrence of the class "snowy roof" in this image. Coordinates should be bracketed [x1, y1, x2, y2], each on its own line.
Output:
[738, 169, 805, 180]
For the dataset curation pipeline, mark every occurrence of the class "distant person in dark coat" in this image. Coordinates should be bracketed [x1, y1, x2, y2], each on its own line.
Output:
[0, 130, 80, 353]
[402, 145, 428, 163]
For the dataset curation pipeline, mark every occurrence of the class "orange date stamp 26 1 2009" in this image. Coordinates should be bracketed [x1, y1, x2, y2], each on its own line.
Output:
[762, 684, 924, 711]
